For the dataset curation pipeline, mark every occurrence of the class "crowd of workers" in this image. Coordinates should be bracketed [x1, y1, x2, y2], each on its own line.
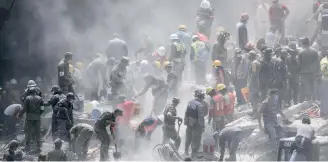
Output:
[1, 0, 328, 161]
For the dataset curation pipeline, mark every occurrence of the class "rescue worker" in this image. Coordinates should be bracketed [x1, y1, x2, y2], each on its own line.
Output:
[162, 97, 183, 149]
[259, 48, 275, 101]
[21, 80, 42, 102]
[273, 48, 288, 109]
[256, 0, 270, 38]
[3, 104, 22, 139]
[116, 95, 135, 125]
[321, 52, 328, 117]
[109, 57, 129, 101]
[164, 62, 179, 98]
[190, 35, 210, 85]
[169, 33, 186, 85]
[286, 45, 300, 106]
[196, 0, 214, 38]
[85, 54, 107, 101]
[298, 37, 320, 102]
[3, 140, 19, 161]
[269, 0, 290, 41]
[212, 31, 230, 66]
[184, 89, 208, 156]
[206, 86, 225, 134]
[133, 74, 168, 116]
[226, 86, 236, 122]
[289, 116, 315, 161]
[214, 126, 243, 161]
[58, 52, 75, 94]
[247, 51, 261, 116]
[257, 89, 289, 150]
[152, 46, 168, 64]
[46, 138, 67, 161]
[106, 33, 128, 60]
[213, 60, 225, 85]
[93, 109, 123, 161]
[47, 85, 66, 140]
[232, 49, 248, 105]
[237, 13, 249, 51]
[55, 93, 75, 141]
[19, 87, 44, 153]
[70, 123, 94, 160]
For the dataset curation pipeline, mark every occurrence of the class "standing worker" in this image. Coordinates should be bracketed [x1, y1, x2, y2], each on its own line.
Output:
[93, 109, 123, 161]
[212, 31, 230, 66]
[70, 123, 94, 160]
[286, 45, 300, 106]
[206, 86, 225, 138]
[19, 87, 44, 153]
[190, 35, 210, 85]
[247, 51, 261, 117]
[196, 0, 214, 38]
[55, 93, 75, 141]
[169, 34, 186, 85]
[256, 0, 270, 38]
[109, 57, 129, 101]
[320, 52, 328, 117]
[232, 50, 248, 105]
[269, 0, 290, 42]
[298, 37, 320, 102]
[273, 48, 289, 109]
[21, 80, 42, 102]
[164, 62, 179, 98]
[237, 13, 250, 51]
[106, 33, 128, 60]
[184, 90, 208, 156]
[58, 52, 75, 94]
[162, 97, 183, 150]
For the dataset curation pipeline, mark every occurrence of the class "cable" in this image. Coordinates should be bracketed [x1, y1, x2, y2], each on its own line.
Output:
[0, 0, 17, 31]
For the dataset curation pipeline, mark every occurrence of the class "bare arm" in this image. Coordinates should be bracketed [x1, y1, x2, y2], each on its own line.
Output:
[257, 102, 265, 129]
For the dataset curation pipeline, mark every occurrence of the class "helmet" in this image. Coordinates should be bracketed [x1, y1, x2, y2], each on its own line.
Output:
[170, 34, 179, 40]
[240, 13, 249, 21]
[216, 84, 226, 91]
[235, 48, 242, 55]
[120, 56, 130, 65]
[206, 87, 215, 95]
[192, 35, 199, 41]
[140, 60, 149, 66]
[245, 42, 255, 50]
[65, 52, 73, 60]
[194, 89, 205, 99]
[36, 76, 42, 82]
[248, 50, 257, 58]
[154, 61, 161, 69]
[164, 61, 171, 67]
[28, 87, 38, 95]
[69, 64, 75, 73]
[178, 25, 187, 31]
[8, 140, 19, 149]
[27, 80, 36, 88]
[54, 138, 63, 147]
[76, 62, 84, 70]
[158, 114, 165, 123]
[217, 26, 225, 34]
[157, 46, 166, 56]
[200, 0, 210, 9]
[172, 97, 180, 104]
[213, 60, 222, 67]
[9, 79, 17, 85]
[51, 85, 60, 93]
[67, 92, 76, 100]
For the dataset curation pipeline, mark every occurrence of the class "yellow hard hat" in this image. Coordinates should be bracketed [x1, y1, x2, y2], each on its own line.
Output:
[213, 60, 222, 67]
[76, 62, 84, 70]
[216, 84, 226, 91]
[178, 25, 187, 30]
[206, 87, 214, 95]
[154, 61, 161, 69]
[69, 64, 75, 73]
[216, 26, 225, 34]
[164, 61, 171, 67]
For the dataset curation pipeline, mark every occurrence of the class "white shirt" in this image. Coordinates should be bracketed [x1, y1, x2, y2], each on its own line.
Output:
[4, 104, 22, 116]
[256, 4, 269, 23]
[265, 31, 277, 48]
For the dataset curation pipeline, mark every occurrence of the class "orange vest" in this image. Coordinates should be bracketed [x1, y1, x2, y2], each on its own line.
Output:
[212, 94, 225, 117]
[225, 92, 235, 115]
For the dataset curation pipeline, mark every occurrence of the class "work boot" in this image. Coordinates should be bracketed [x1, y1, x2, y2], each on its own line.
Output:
[191, 148, 198, 157]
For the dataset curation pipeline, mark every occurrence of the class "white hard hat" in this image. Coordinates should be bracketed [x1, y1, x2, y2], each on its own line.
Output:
[192, 35, 199, 40]
[9, 79, 17, 85]
[200, 0, 210, 9]
[170, 34, 179, 40]
[157, 46, 166, 56]
[36, 76, 42, 82]
[158, 114, 165, 123]
[27, 80, 36, 88]
[140, 60, 149, 65]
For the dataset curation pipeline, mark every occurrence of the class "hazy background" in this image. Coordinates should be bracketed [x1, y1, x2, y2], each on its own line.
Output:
[0, 0, 312, 84]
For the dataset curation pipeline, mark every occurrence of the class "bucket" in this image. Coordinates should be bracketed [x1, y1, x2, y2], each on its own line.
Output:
[84, 100, 100, 114]
[241, 87, 249, 102]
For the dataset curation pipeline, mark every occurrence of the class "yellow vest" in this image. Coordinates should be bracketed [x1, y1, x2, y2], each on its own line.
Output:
[321, 57, 328, 80]
[191, 41, 206, 61]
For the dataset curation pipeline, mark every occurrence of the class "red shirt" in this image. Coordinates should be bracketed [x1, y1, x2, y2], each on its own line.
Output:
[116, 101, 135, 124]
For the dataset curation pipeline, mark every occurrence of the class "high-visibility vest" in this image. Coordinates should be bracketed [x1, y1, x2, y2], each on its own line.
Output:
[321, 57, 328, 80]
[191, 41, 208, 62]
[225, 92, 235, 115]
[212, 94, 225, 117]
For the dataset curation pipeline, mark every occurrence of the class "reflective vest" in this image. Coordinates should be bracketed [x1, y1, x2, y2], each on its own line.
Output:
[173, 42, 186, 62]
[212, 94, 225, 117]
[321, 57, 328, 80]
[225, 92, 235, 115]
[191, 41, 208, 62]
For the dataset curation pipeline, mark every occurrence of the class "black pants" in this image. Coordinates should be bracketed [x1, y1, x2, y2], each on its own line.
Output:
[288, 76, 299, 105]
[235, 78, 246, 104]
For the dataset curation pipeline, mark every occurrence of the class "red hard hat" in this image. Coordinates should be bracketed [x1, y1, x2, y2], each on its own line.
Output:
[240, 13, 249, 21]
